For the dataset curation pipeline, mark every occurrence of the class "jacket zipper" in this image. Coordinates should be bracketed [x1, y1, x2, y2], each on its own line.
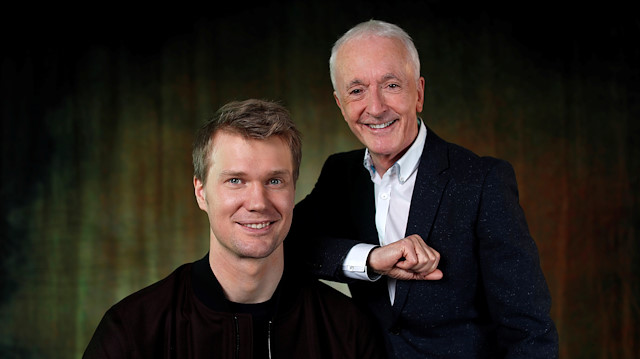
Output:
[234, 315, 240, 359]
[267, 320, 273, 359]
[234, 315, 273, 358]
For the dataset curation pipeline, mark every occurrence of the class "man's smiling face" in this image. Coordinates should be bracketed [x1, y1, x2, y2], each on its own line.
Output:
[333, 35, 425, 173]
[194, 130, 295, 260]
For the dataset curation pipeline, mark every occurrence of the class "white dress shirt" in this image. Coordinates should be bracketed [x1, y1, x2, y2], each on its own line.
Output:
[342, 120, 427, 305]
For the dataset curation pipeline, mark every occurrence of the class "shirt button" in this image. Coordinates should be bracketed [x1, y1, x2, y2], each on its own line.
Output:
[380, 193, 389, 200]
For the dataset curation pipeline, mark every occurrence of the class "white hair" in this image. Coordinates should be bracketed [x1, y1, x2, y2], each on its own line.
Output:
[329, 20, 421, 91]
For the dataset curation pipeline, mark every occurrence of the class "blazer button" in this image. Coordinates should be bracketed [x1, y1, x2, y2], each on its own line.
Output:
[389, 325, 400, 335]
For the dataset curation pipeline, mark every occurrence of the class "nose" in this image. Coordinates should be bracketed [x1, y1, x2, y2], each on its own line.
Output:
[366, 86, 387, 118]
[246, 183, 268, 211]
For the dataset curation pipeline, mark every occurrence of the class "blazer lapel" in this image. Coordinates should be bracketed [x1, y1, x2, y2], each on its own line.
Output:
[393, 127, 451, 313]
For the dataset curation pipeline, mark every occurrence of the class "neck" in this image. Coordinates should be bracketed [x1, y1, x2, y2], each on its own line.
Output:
[371, 148, 409, 177]
[209, 246, 284, 304]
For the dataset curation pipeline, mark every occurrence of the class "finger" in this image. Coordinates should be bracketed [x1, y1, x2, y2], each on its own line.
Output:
[406, 242, 437, 273]
[387, 268, 425, 281]
[421, 247, 440, 273]
[421, 269, 443, 280]
[395, 244, 418, 269]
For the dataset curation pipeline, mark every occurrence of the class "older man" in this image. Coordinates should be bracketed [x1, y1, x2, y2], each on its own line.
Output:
[84, 99, 384, 359]
[290, 20, 559, 358]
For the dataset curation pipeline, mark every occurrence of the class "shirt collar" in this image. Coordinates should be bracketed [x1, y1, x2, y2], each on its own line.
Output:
[363, 118, 427, 184]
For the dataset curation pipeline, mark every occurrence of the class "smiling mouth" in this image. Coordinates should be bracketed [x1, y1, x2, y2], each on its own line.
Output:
[240, 222, 272, 229]
[366, 119, 396, 129]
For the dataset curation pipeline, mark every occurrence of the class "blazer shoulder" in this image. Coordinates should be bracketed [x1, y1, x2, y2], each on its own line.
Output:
[425, 128, 512, 179]
[318, 148, 368, 179]
[325, 148, 366, 165]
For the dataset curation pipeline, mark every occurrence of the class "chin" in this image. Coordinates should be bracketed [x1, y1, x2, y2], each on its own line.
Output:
[368, 143, 400, 156]
[236, 242, 282, 259]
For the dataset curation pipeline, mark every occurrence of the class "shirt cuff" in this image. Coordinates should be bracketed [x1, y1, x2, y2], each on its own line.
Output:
[342, 243, 381, 281]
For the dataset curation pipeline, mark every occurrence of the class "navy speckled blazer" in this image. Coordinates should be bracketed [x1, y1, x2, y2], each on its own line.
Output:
[288, 127, 559, 358]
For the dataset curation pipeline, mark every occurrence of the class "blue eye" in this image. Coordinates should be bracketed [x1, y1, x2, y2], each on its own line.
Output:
[269, 179, 282, 185]
[229, 178, 241, 184]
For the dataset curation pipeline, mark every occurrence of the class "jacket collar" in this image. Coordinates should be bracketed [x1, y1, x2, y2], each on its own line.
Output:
[191, 253, 302, 317]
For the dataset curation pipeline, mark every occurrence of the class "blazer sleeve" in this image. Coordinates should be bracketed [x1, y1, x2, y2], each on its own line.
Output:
[476, 158, 558, 358]
[287, 153, 369, 281]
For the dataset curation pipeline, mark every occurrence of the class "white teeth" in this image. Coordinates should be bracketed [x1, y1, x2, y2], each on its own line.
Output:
[243, 222, 270, 229]
[367, 120, 395, 129]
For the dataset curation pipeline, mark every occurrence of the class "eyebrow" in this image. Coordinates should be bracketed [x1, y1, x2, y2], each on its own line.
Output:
[380, 73, 400, 82]
[345, 73, 401, 90]
[218, 169, 292, 178]
[266, 169, 292, 178]
[345, 79, 365, 90]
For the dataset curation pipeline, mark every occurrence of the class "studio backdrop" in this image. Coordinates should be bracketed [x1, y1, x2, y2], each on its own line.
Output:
[1, 2, 638, 358]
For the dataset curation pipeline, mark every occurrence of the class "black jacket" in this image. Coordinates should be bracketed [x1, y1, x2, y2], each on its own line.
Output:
[84, 253, 385, 359]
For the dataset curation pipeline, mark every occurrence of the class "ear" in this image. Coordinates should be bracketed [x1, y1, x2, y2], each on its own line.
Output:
[333, 91, 347, 120]
[194, 177, 208, 211]
[416, 76, 426, 113]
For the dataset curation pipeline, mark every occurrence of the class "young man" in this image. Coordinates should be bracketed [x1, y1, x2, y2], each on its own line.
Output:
[84, 99, 385, 359]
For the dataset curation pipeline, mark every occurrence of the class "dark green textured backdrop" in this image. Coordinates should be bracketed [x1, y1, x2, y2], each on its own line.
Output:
[1, 2, 638, 358]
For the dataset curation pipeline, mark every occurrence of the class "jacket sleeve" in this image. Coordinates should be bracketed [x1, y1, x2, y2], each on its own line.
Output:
[476, 158, 559, 358]
[83, 308, 130, 359]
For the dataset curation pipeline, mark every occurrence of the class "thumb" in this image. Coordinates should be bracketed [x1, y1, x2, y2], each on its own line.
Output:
[421, 269, 443, 280]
